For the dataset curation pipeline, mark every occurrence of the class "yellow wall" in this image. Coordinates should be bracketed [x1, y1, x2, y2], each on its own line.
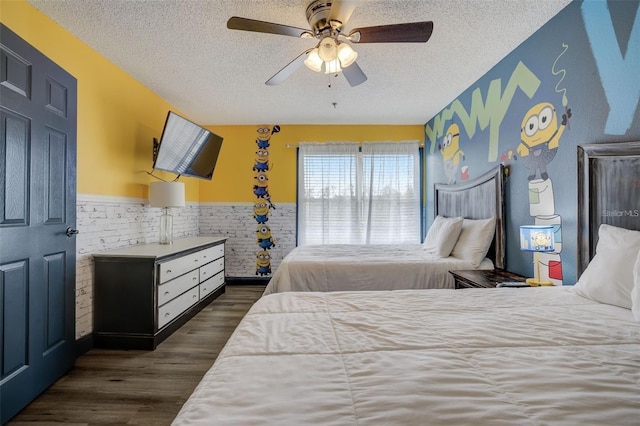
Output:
[2, 1, 423, 204]
[1, 0, 198, 200]
[202, 125, 424, 203]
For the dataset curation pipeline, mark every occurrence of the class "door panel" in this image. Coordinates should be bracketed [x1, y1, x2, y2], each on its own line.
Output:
[0, 109, 30, 225]
[45, 252, 66, 348]
[45, 128, 67, 223]
[0, 23, 77, 423]
[0, 260, 28, 376]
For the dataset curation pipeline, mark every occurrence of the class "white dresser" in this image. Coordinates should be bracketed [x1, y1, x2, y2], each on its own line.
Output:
[92, 236, 227, 349]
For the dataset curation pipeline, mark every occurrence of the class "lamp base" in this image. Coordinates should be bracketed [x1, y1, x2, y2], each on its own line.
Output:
[526, 278, 554, 286]
[158, 207, 173, 245]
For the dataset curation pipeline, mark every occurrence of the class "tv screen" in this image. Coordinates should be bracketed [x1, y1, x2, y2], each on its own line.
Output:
[152, 111, 223, 180]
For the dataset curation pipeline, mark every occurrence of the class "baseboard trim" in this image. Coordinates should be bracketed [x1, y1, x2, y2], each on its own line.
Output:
[75, 333, 94, 357]
[226, 277, 269, 286]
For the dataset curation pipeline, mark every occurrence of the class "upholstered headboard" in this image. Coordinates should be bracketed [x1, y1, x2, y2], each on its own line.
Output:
[577, 141, 640, 277]
[434, 164, 506, 269]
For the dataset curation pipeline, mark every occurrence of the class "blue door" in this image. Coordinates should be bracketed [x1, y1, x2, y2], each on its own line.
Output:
[0, 23, 77, 423]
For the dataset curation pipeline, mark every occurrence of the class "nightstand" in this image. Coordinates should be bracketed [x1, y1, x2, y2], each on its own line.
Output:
[449, 269, 527, 289]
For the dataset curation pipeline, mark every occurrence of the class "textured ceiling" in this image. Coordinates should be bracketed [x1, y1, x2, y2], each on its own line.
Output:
[27, 0, 571, 126]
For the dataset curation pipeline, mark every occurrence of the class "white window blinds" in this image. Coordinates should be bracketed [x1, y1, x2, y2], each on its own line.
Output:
[297, 141, 421, 246]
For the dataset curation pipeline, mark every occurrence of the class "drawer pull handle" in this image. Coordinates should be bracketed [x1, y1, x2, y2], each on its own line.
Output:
[164, 291, 170, 295]
[165, 312, 170, 317]
[166, 269, 172, 273]
[193, 277, 197, 280]
[193, 295, 197, 299]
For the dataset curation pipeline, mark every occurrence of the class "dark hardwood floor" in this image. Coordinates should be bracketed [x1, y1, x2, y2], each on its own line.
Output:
[8, 285, 265, 426]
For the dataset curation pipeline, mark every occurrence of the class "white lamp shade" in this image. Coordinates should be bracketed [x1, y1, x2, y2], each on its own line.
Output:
[337, 43, 358, 68]
[304, 48, 323, 72]
[149, 181, 185, 208]
[519, 225, 555, 252]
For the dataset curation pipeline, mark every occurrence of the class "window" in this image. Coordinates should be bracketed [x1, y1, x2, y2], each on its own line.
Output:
[297, 141, 421, 245]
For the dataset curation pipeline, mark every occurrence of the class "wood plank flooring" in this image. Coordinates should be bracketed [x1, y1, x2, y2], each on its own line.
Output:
[8, 285, 265, 426]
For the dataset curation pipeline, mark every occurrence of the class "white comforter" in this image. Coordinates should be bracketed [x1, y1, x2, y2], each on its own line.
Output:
[263, 244, 493, 295]
[173, 287, 640, 425]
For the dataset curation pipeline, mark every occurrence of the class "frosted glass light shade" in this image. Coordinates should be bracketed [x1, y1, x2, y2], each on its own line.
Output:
[337, 43, 357, 68]
[149, 181, 185, 208]
[324, 58, 342, 74]
[304, 48, 323, 72]
[318, 37, 338, 62]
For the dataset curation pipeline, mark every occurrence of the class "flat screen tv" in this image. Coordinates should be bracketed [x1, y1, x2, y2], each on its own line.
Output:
[152, 111, 223, 180]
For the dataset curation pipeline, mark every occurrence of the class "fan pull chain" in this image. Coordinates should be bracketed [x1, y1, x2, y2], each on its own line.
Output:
[327, 72, 340, 88]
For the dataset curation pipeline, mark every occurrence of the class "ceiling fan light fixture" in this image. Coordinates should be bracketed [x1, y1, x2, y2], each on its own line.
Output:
[324, 58, 342, 74]
[304, 48, 323, 72]
[317, 37, 338, 62]
[337, 42, 358, 68]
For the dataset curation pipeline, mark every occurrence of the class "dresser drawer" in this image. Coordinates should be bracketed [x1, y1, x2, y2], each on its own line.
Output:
[157, 269, 199, 307]
[200, 257, 224, 281]
[200, 273, 225, 299]
[158, 251, 203, 283]
[199, 244, 224, 263]
[158, 286, 199, 329]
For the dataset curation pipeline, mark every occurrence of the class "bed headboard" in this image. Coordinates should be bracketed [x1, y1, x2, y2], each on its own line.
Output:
[577, 141, 640, 277]
[434, 164, 506, 269]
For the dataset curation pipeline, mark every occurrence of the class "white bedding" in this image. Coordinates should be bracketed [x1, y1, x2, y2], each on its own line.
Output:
[173, 287, 640, 425]
[263, 244, 493, 295]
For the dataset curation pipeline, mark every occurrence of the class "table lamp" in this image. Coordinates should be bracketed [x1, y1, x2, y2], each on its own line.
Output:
[519, 225, 555, 286]
[149, 181, 185, 244]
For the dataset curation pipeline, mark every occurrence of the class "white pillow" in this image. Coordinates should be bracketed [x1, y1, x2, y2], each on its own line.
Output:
[631, 250, 640, 321]
[573, 224, 640, 309]
[423, 215, 464, 257]
[450, 217, 496, 267]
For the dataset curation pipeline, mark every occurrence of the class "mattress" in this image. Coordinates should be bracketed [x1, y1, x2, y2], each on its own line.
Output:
[263, 243, 493, 295]
[173, 287, 640, 425]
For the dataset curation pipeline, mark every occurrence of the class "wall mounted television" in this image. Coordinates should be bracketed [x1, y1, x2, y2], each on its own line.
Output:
[152, 111, 224, 180]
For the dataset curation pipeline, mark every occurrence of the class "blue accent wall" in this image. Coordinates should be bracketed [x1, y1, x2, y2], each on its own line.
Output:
[424, 0, 640, 285]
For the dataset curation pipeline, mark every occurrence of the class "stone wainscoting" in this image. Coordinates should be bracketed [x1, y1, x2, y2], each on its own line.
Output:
[75, 194, 295, 339]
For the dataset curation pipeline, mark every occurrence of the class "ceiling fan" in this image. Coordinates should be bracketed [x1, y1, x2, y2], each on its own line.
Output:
[227, 0, 434, 87]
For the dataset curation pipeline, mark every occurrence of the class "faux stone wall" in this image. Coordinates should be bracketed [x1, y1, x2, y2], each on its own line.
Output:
[75, 195, 296, 339]
[199, 202, 296, 277]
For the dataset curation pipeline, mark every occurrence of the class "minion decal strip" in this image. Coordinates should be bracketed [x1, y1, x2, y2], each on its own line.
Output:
[253, 125, 280, 276]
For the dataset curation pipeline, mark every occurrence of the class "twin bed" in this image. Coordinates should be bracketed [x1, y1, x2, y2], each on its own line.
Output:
[263, 165, 506, 294]
[173, 142, 640, 425]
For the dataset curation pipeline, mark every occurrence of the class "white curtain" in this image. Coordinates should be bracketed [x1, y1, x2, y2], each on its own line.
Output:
[298, 142, 362, 246]
[298, 141, 421, 246]
[362, 141, 421, 244]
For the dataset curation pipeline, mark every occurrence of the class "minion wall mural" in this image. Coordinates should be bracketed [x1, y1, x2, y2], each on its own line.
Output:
[425, 0, 640, 286]
[439, 123, 467, 183]
[514, 44, 570, 285]
[433, 45, 572, 286]
[253, 125, 280, 276]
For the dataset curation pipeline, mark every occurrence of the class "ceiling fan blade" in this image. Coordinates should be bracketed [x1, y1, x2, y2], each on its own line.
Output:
[265, 49, 313, 86]
[342, 62, 367, 87]
[227, 16, 311, 38]
[328, 0, 359, 26]
[349, 21, 434, 43]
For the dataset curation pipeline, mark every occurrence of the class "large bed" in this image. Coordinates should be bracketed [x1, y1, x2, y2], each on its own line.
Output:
[173, 142, 640, 425]
[263, 165, 506, 294]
